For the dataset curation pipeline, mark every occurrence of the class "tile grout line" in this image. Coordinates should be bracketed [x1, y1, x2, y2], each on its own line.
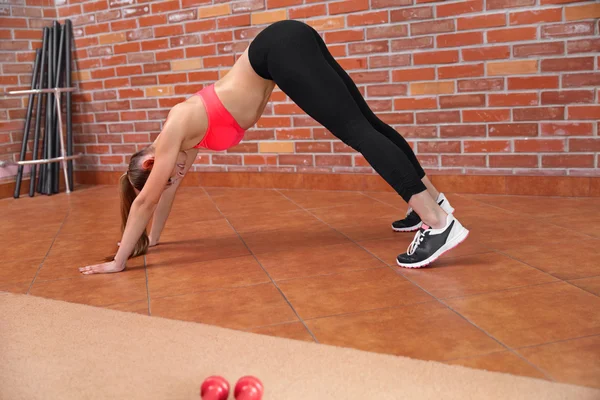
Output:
[277, 189, 554, 381]
[201, 187, 320, 344]
[27, 207, 71, 295]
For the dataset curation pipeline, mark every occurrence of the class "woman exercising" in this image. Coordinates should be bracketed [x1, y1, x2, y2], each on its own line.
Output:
[79, 19, 468, 275]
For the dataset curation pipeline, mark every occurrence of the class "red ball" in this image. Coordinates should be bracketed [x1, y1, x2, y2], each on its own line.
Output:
[234, 376, 264, 400]
[200, 376, 230, 400]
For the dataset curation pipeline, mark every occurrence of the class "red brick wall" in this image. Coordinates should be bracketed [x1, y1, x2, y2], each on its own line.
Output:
[0, 0, 56, 180]
[3, 0, 600, 180]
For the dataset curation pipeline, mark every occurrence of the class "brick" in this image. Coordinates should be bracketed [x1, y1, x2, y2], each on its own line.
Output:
[570, 138, 600, 152]
[437, 32, 483, 48]
[84, 0, 108, 13]
[541, 122, 593, 136]
[91, 68, 116, 80]
[379, 112, 414, 124]
[514, 107, 565, 121]
[372, 0, 413, 7]
[568, 38, 600, 54]
[391, 36, 433, 51]
[337, 57, 367, 70]
[411, 81, 454, 95]
[105, 78, 130, 89]
[440, 124, 486, 138]
[463, 109, 510, 122]
[394, 97, 437, 110]
[257, 117, 291, 128]
[510, 8, 562, 25]
[437, 0, 483, 17]
[141, 39, 169, 51]
[565, 3, 600, 21]
[542, 22, 595, 39]
[488, 27, 537, 43]
[458, 78, 504, 92]
[563, 73, 600, 87]
[259, 142, 294, 153]
[349, 41, 389, 54]
[457, 14, 506, 30]
[489, 123, 538, 137]
[366, 24, 408, 39]
[181, 0, 211, 7]
[514, 42, 565, 58]
[126, 28, 153, 41]
[186, 20, 217, 33]
[296, 142, 332, 153]
[218, 14, 251, 28]
[289, 4, 325, 19]
[155, 25, 184, 38]
[347, 11, 388, 26]
[414, 50, 459, 65]
[143, 63, 171, 74]
[316, 155, 352, 167]
[463, 46, 510, 61]
[119, 89, 144, 99]
[568, 106, 600, 120]
[509, 76, 559, 90]
[369, 54, 410, 68]
[490, 93, 538, 107]
[542, 57, 594, 72]
[440, 94, 486, 108]
[490, 155, 538, 168]
[438, 64, 484, 79]
[202, 31, 233, 43]
[0, 41, 29, 51]
[416, 111, 461, 124]
[171, 59, 203, 71]
[277, 155, 311, 165]
[464, 140, 511, 153]
[348, 71, 389, 84]
[171, 35, 201, 48]
[268, 0, 302, 8]
[139, 15, 167, 28]
[541, 0, 592, 3]
[487, 0, 535, 10]
[169, 10, 197, 23]
[328, 0, 369, 15]
[487, 60, 538, 76]
[275, 128, 311, 140]
[252, 9, 286, 25]
[396, 126, 438, 139]
[442, 155, 486, 167]
[542, 90, 594, 105]
[515, 139, 565, 152]
[189, 71, 220, 81]
[325, 29, 364, 43]
[411, 19, 454, 36]
[418, 141, 461, 153]
[152, 1, 180, 13]
[14, 30, 42, 40]
[390, 6, 433, 21]
[367, 84, 408, 97]
[112, 19, 137, 32]
[543, 155, 594, 168]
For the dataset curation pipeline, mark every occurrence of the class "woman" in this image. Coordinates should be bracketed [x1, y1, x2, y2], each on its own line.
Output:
[79, 19, 468, 275]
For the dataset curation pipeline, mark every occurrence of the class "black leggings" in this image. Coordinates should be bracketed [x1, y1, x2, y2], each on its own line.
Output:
[248, 20, 426, 202]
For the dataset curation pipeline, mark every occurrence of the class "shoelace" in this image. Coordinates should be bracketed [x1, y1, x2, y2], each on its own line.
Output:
[405, 206, 414, 217]
[407, 229, 427, 255]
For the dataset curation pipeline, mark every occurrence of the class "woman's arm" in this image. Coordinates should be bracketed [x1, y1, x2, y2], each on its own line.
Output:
[79, 105, 194, 274]
[148, 148, 198, 246]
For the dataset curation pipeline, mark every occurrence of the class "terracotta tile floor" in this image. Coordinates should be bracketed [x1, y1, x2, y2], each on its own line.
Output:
[2, 185, 600, 389]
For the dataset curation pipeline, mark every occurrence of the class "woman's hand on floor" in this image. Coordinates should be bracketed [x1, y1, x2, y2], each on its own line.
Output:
[79, 260, 125, 275]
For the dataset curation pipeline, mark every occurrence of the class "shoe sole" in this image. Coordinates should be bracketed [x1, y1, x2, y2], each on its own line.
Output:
[396, 226, 470, 269]
[391, 222, 422, 232]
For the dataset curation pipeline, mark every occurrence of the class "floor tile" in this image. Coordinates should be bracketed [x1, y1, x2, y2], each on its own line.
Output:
[499, 237, 600, 280]
[278, 268, 433, 320]
[255, 242, 384, 281]
[105, 300, 149, 316]
[247, 322, 315, 342]
[569, 276, 600, 297]
[548, 212, 600, 238]
[0, 282, 31, 294]
[402, 253, 557, 299]
[308, 202, 403, 229]
[30, 267, 147, 307]
[445, 351, 548, 380]
[465, 195, 599, 218]
[147, 256, 270, 298]
[226, 209, 325, 234]
[306, 301, 503, 361]
[3, 238, 55, 262]
[151, 283, 298, 330]
[0, 259, 42, 287]
[447, 282, 600, 348]
[518, 335, 600, 389]
[240, 222, 349, 255]
[279, 189, 380, 210]
[334, 217, 403, 242]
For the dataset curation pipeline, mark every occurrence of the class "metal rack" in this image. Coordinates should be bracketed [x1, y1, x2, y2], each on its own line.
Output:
[1, 87, 81, 194]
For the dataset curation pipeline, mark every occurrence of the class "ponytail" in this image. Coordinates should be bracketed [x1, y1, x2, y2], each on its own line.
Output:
[119, 173, 149, 258]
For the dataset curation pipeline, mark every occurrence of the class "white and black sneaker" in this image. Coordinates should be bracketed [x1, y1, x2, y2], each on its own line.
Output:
[391, 193, 455, 232]
[396, 214, 469, 269]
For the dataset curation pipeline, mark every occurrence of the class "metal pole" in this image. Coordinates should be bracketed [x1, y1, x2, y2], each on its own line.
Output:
[65, 19, 74, 191]
[54, 92, 71, 193]
[39, 28, 53, 194]
[29, 28, 48, 197]
[14, 48, 41, 198]
[53, 23, 65, 194]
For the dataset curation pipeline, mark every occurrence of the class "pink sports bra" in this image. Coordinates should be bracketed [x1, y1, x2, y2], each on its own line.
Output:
[194, 84, 246, 151]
